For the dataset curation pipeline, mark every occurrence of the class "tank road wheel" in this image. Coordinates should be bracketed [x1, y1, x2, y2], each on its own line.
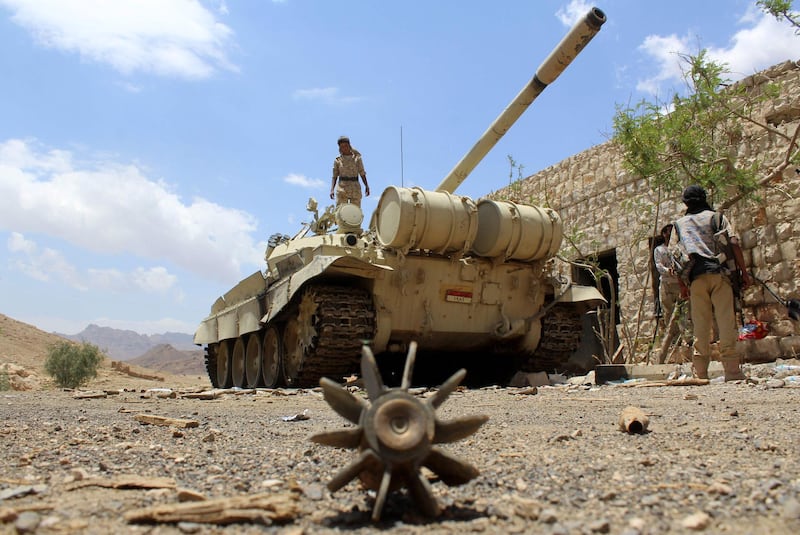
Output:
[282, 317, 303, 387]
[231, 337, 247, 388]
[261, 325, 282, 388]
[245, 333, 263, 389]
[216, 339, 233, 388]
[281, 284, 376, 388]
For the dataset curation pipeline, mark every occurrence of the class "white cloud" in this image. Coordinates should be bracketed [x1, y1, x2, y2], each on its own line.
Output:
[6, 231, 86, 289]
[132, 266, 177, 293]
[284, 173, 325, 189]
[293, 87, 362, 105]
[555, 0, 594, 27]
[0, 138, 262, 283]
[706, 7, 799, 79]
[636, 34, 691, 96]
[636, 8, 798, 97]
[0, 0, 238, 79]
[7, 232, 181, 295]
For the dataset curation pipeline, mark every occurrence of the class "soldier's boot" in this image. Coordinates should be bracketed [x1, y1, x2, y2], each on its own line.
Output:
[691, 355, 710, 380]
[722, 357, 746, 382]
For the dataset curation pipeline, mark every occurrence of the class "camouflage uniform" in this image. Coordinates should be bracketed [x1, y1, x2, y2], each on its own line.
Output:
[331, 139, 368, 207]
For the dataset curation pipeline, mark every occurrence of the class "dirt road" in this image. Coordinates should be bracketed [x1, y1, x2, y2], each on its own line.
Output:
[2, 371, 800, 534]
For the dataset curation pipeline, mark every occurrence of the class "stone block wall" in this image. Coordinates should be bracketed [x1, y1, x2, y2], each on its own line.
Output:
[493, 60, 800, 362]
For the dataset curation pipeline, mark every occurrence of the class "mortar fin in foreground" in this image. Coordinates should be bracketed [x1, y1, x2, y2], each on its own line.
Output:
[310, 341, 488, 521]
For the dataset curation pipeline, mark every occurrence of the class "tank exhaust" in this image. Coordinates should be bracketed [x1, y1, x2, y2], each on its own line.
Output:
[436, 7, 606, 193]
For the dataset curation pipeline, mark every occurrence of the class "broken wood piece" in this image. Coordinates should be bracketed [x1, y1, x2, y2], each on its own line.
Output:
[134, 414, 199, 428]
[65, 475, 176, 491]
[618, 406, 650, 434]
[124, 490, 301, 525]
[181, 390, 222, 400]
[73, 391, 108, 399]
[632, 378, 710, 387]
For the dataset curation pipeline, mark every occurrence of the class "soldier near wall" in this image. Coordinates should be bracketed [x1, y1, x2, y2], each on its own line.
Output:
[671, 185, 751, 381]
[330, 136, 369, 207]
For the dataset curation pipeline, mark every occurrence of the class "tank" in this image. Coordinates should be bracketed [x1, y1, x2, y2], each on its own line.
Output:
[194, 7, 608, 389]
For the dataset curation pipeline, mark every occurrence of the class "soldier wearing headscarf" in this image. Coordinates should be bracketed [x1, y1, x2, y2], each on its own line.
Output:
[671, 185, 751, 381]
[330, 136, 369, 207]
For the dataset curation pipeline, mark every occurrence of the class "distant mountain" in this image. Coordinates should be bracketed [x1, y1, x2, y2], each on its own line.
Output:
[58, 324, 197, 361]
[128, 344, 206, 377]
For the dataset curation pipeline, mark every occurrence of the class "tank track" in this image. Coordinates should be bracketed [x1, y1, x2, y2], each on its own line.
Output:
[520, 302, 584, 373]
[204, 344, 219, 388]
[294, 285, 376, 388]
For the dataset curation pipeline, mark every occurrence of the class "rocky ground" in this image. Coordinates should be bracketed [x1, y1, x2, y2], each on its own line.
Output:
[2, 360, 800, 535]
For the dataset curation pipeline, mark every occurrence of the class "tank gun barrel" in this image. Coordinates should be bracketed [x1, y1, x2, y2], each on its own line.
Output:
[435, 7, 606, 193]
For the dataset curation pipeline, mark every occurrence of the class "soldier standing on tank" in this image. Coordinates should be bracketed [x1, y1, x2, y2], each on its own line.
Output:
[330, 136, 369, 207]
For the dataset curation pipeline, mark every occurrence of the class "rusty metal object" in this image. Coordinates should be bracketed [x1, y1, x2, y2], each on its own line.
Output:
[618, 406, 650, 434]
[310, 342, 488, 521]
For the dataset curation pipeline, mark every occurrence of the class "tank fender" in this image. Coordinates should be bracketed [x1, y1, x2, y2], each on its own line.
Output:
[557, 284, 606, 304]
[193, 316, 218, 345]
[261, 255, 391, 325]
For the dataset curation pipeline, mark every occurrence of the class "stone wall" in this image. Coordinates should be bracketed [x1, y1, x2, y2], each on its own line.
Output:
[496, 60, 800, 363]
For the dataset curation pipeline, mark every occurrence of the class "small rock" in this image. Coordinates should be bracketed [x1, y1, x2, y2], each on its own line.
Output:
[682, 512, 711, 530]
[539, 508, 558, 524]
[304, 483, 324, 500]
[177, 521, 203, 533]
[628, 517, 646, 530]
[708, 481, 732, 495]
[15, 511, 41, 533]
[177, 488, 206, 502]
[509, 495, 541, 520]
[782, 498, 800, 519]
[0, 507, 18, 522]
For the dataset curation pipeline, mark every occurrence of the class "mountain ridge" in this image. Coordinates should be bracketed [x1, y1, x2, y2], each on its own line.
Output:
[57, 323, 197, 361]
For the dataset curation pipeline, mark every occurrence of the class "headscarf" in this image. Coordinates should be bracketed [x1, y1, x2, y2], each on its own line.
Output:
[682, 185, 713, 214]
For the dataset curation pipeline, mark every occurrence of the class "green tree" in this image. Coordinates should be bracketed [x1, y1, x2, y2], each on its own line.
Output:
[613, 50, 799, 209]
[44, 341, 105, 389]
[758, 0, 800, 33]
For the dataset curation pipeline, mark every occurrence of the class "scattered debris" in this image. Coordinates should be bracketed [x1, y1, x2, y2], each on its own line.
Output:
[65, 475, 176, 491]
[281, 409, 310, 422]
[629, 378, 710, 387]
[0, 485, 48, 501]
[124, 489, 301, 525]
[72, 391, 108, 399]
[144, 388, 176, 399]
[133, 414, 199, 428]
[110, 361, 164, 382]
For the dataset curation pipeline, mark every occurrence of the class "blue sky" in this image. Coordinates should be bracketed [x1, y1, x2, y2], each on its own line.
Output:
[1, 0, 797, 336]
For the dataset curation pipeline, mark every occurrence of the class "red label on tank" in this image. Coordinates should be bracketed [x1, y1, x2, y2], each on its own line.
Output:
[445, 289, 473, 304]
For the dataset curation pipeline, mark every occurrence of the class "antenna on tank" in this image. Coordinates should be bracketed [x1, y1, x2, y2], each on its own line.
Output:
[400, 125, 405, 187]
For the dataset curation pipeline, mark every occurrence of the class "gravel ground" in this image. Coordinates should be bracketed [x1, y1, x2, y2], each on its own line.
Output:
[2, 366, 800, 535]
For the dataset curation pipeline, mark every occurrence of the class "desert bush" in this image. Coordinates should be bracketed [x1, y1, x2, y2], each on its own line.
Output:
[44, 341, 104, 389]
[0, 364, 10, 391]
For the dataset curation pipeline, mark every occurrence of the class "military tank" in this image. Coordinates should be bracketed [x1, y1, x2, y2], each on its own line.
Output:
[194, 7, 607, 389]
